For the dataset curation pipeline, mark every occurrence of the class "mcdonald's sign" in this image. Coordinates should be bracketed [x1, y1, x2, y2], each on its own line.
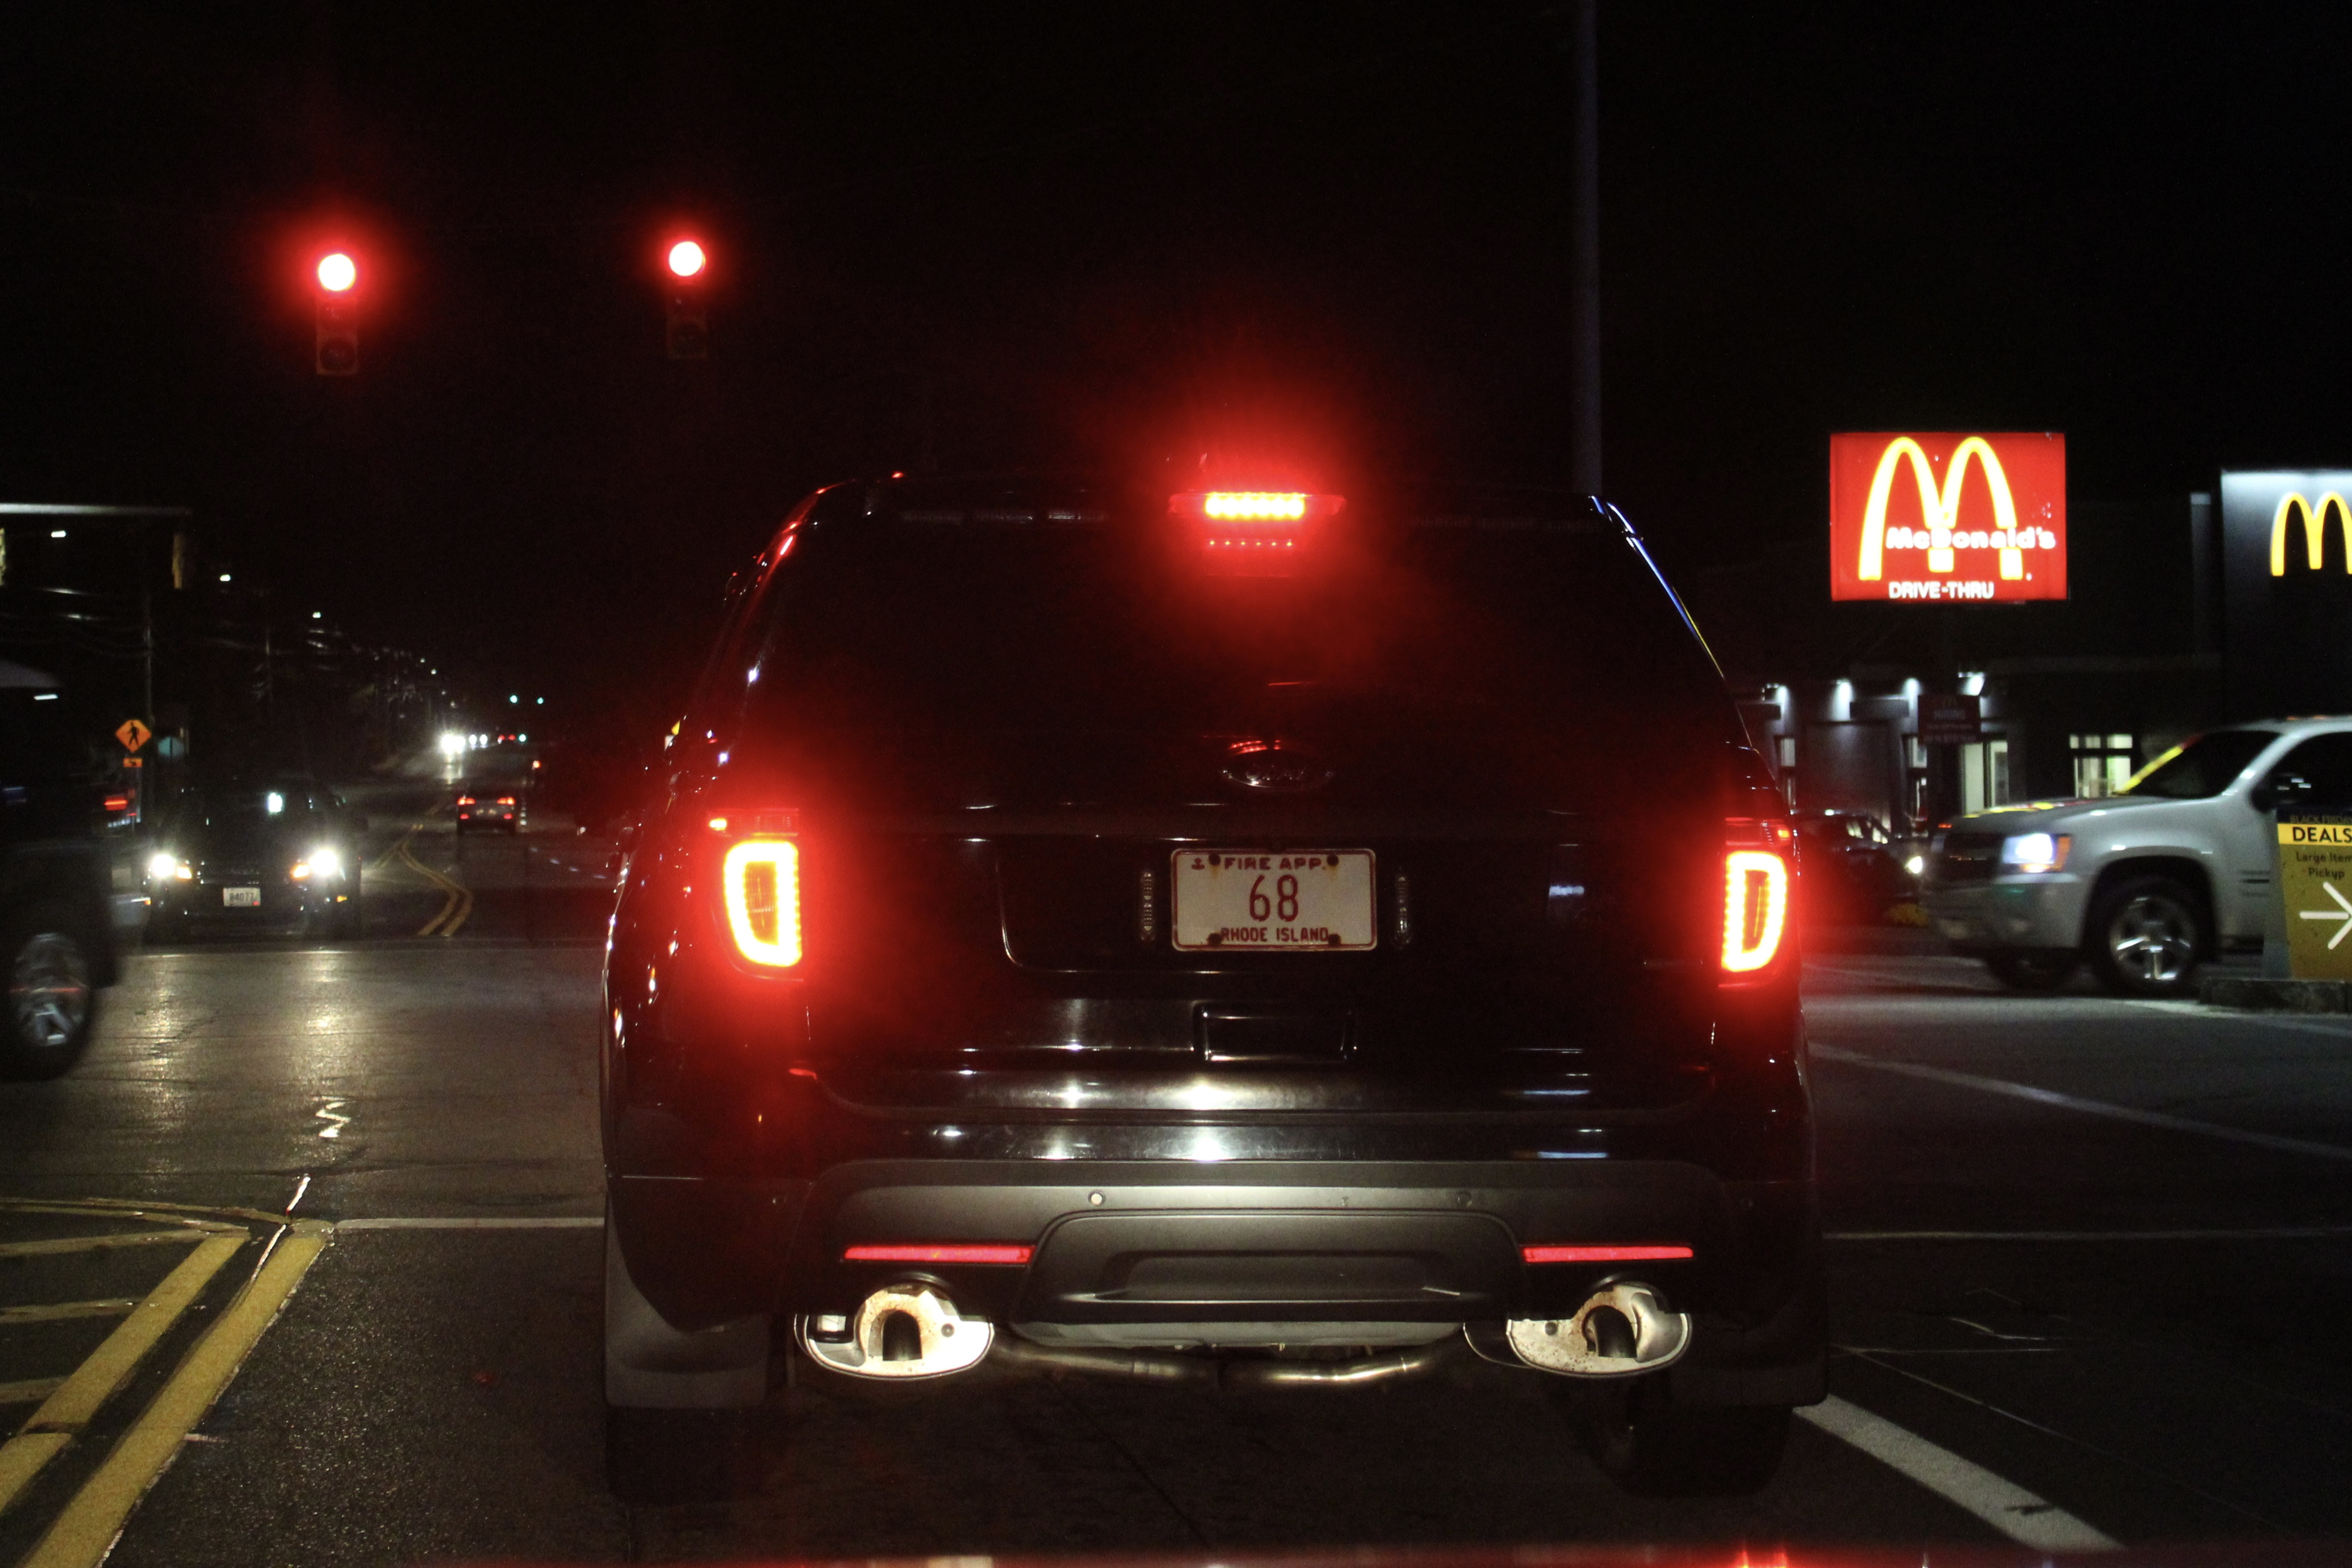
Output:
[2220, 470, 2352, 719]
[2267, 490, 2352, 576]
[1829, 432, 2067, 603]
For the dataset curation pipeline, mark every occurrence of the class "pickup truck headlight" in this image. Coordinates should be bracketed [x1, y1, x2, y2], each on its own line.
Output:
[1999, 832, 2070, 874]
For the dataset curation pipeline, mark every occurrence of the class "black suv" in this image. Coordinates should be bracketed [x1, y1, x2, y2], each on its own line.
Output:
[603, 476, 1819, 1495]
[0, 681, 118, 1078]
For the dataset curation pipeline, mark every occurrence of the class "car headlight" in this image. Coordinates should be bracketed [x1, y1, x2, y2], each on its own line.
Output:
[1999, 832, 2070, 874]
[1905, 854, 1925, 877]
[147, 851, 181, 881]
[292, 846, 343, 881]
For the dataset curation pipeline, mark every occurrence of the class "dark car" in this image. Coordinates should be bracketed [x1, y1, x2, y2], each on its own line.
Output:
[453, 776, 525, 834]
[145, 780, 363, 940]
[0, 679, 119, 1078]
[1793, 810, 1919, 926]
[601, 476, 1820, 1497]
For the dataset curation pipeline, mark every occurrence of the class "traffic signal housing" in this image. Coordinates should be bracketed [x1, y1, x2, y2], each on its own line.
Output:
[314, 251, 358, 376]
[665, 238, 708, 360]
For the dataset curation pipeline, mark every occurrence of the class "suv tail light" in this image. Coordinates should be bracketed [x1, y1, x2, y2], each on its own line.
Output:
[722, 838, 803, 967]
[1721, 818, 1793, 974]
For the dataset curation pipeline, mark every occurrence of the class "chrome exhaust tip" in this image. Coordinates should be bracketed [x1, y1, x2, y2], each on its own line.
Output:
[1501, 1282, 1691, 1377]
[795, 1282, 993, 1380]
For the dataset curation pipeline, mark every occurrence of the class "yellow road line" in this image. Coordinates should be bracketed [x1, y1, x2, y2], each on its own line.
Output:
[0, 1434, 68, 1518]
[0, 1198, 276, 1229]
[0, 1379, 62, 1406]
[0, 1232, 206, 1260]
[21, 1235, 244, 1436]
[400, 837, 474, 937]
[441, 881, 476, 937]
[19, 1222, 328, 1568]
[0, 1301, 133, 1326]
[0, 1236, 243, 1517]
[366, 824, 419, 876]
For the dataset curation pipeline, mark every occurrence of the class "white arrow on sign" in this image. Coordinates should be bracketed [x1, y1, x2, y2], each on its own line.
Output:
[2299, 880, 2352, 949]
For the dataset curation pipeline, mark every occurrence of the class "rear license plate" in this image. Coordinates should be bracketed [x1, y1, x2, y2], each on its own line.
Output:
[222, 887, 262, 908]
[1172, 850, 1376, 951]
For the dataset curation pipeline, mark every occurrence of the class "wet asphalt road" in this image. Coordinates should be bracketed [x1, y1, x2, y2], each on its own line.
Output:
[3, 813, 2351, 1564]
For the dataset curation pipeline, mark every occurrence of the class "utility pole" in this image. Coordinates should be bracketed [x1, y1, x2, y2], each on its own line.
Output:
[1569, 0, 1603, 499]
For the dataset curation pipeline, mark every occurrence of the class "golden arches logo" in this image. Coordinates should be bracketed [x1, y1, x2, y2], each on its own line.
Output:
[1857, 436, 2027, 582]
[2270, 492, 2352, 576]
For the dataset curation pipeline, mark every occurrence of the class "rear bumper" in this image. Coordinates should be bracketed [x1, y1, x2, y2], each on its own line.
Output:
[611, 1156, 1825, 1406]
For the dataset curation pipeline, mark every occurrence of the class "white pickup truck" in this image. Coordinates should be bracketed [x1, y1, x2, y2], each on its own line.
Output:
[1922, 717, 2352, 995]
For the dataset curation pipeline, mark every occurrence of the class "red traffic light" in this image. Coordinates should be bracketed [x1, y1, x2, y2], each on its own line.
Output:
[666, 240, 707, 280]
[317, 252, 357, 293]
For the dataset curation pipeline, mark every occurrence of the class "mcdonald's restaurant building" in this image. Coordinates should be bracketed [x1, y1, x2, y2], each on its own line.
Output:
[1722, 466, 2352, 834]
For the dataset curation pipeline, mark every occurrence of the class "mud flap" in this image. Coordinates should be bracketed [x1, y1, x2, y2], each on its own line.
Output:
[604, 1212, 770, 1408]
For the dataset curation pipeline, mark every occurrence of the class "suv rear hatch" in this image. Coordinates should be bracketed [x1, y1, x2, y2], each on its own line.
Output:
[707, 481, 1745, 1116]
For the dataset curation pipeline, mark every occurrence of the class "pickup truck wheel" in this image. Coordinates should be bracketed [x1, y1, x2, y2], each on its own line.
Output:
[1561, 1375, 1790, 1496]
[1, 908, 97, 1079]
[1986, 950, 2078, 990]
[2087, 876, 2203, 997]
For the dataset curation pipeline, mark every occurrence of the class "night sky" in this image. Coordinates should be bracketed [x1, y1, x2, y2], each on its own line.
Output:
[7, 3, 2352, 729]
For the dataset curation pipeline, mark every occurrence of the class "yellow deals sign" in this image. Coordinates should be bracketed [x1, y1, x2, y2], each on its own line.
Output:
[2278, 817, 2352, 978]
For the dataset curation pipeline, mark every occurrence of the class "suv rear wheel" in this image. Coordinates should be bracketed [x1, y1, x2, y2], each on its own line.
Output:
[1, 907, 96, 1079]
[1559, 1375, 1790, 1496]
[2086, 874, 2204, 997]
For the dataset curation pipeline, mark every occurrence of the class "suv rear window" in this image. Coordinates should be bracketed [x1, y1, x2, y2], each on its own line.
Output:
[729, 486, 1730, 747]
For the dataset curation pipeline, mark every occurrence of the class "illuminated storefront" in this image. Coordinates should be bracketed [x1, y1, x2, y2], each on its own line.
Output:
[1719, 437, 2274, 830]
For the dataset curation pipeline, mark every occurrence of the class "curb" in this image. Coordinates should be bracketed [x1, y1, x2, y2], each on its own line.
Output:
[2198, 973, 2350, 1012]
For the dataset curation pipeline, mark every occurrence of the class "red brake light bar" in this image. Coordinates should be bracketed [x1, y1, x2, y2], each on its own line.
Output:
[1171, 490, 1343, 523]
[1522, 1244, 1694, 1264]
[1204, 490, 1308, 521]
[842, 1244, 1033, 1265]
[1171, 491, 1343, 574]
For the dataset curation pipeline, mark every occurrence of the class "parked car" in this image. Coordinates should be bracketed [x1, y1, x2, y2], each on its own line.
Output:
[1793, 811, 1918, 925]
[1923, 719, 2352, 995]
[145, 778, 364, 941]
[0, 675, 118, 1077]
[601, 475, 1821, 1499]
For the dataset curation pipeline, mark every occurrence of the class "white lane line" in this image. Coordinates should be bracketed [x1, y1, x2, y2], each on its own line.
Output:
[1831, 1225, 2352, 1242]
[1799, 1394, 2119, 1551]
[1812, 1044, 2352, 1164]
[2151, 1004, 2352, 1041]
[333, 1216, 601, 1232]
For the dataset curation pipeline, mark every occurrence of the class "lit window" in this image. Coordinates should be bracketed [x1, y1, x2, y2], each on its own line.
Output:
[2071, 733, 2136, 799]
